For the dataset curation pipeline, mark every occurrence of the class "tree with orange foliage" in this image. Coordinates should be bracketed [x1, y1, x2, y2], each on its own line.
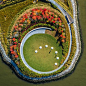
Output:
[32, 16, 36, 20]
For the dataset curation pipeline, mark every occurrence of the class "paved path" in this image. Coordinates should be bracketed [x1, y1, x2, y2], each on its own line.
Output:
[52, 0, 81, 76]
[21, 0, 73, 74]
[0, 0, 81, 81]
[20, 24, 72, 74]
[66, 0, 81, 72]
[0, 0, 73, 75]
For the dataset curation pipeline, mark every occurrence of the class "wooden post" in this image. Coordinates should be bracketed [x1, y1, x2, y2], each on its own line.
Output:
[4, 15, 6, 21]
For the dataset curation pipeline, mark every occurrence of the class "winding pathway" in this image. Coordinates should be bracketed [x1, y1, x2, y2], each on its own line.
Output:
[19, 0, 73, 74]
[0, 0, 81, 82]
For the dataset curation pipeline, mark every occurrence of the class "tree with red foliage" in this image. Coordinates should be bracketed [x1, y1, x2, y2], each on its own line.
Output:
[48, 18, 51, 21]
[24, 13, 28, 19]
[63, 36, 66, 39]
[42, 12, 44, 15]
[43, 8, 47, 11]
[37, 15, 42, 20]
[58, 17, 60, 21]
[12, 38, 15, 41]
[32, 9, 35, 11]
[11, 51, 16, 55]
[52, 20, 55, 23]
[15, 55, 18, 58]
[61, 39, 65, 43]
[10, 48, 13, 52]
[10, 45, 13, 49]
[13, 45, 17, 49]
[32, 16, 36, 20]
[35, 8, 38, 11]
[60, 34, 63, 37]
[51, 16, 54, 19]
[14, 26, 18, 31]
[43, 15, 46, 19]
[40, 8, 43, 12]
[47, 16, 49, 19]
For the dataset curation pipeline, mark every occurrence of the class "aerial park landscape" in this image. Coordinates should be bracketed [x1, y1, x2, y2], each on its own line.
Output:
[0, 0, 83, 85]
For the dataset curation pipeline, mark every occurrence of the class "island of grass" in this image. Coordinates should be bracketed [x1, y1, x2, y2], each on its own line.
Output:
[23, 34, 62, 72]
[0, 0, 81, 83]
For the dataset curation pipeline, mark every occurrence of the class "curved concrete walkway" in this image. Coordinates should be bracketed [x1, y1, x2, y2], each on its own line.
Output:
[20, 23, 72, 74]
[56, 0, 81, 77]
[0, 0, 81, 82]
[20, 0, 73, 74]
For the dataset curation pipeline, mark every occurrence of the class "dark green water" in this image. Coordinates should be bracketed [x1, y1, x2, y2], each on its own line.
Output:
[0, 0, 86, 86]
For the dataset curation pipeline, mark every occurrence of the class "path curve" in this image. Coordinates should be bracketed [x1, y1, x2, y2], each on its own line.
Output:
[0, 0, 81, 82]
[20, 24, 72, 74]
[19, 0, 73, 74]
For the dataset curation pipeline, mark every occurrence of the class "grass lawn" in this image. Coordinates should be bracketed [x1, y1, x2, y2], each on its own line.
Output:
[23, 34, 62, 72]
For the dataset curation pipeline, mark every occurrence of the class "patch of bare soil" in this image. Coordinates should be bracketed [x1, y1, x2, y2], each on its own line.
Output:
[45, 30, 59, 40]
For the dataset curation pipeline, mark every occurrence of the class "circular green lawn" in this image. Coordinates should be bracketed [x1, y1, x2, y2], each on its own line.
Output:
[23, 34, 62, 72]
